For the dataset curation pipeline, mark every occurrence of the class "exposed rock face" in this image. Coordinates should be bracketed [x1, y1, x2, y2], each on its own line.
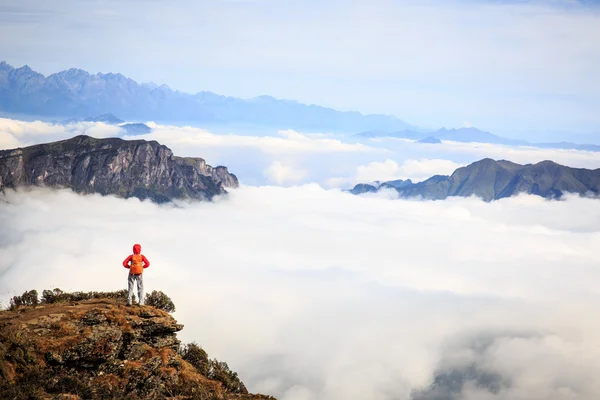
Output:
[0, 298, 274, 399]
[0, 135, 239, 203]
[350, 159, 600, 201]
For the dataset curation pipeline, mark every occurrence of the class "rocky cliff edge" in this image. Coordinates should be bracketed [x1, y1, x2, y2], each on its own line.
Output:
[0, 297, 273, 400]
[0, 135, 239, 203]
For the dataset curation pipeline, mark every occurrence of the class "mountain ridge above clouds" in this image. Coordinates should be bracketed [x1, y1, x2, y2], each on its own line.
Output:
[358, 127, 600, 152]
[355, 127, 600, 152]
[351, 158, 600, 201]
[52, 113, 153, 136]
[83, 113, 125, 124]
[358, 127, 525, 145]
[0, 61, 412, 132]
[0, 135, 238, 203]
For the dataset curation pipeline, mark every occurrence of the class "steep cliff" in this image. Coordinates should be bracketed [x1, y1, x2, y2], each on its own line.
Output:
[0, 135, 239, 202]
[0, 296, 273, 400]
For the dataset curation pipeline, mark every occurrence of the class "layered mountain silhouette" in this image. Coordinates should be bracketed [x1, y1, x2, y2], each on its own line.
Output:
[83, 113, 124, 124]
[121, 122, 152, 135]
[55, 113, 153, 136]
[0, 135, 238, 202]
[351, 159, 600, 201]
[0, 61, 411, 131]
[357, 127, 600, 151]
[358, 127, 528, 145]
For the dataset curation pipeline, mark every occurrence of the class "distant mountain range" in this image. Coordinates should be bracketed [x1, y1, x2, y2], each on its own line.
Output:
[54, 113, 152, 135]
[0, 135, 238, 202]
[83, 113, 124, 124]
[358, 127, 600, 152]
[0, 61, 412, 132]
[120, 122, 152, 135]
[358, 127, 524, 145]
[351, 159, 600, 201]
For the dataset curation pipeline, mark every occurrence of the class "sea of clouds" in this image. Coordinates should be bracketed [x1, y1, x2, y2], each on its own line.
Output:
[2, 119, 600, 399]
[2, 117, 600, 188]
[2, 187, 600, 399]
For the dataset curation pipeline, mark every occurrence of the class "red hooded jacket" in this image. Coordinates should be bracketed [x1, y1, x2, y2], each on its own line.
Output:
[123, 244, 150, 274]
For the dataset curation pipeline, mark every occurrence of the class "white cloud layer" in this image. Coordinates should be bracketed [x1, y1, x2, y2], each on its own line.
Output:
[0, 117, 122, 149]
[2, 118, 600, 189]
[264, 161, 308, 185]
[2, 186, 600, 399]
[140, 126, 373, 155]
[353, 158, 464, 183]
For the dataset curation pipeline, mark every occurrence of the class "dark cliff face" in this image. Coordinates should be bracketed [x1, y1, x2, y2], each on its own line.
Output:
[0, 135, 239, 203]
[0, 298, 274, 399]
[351, 159, 600, 201]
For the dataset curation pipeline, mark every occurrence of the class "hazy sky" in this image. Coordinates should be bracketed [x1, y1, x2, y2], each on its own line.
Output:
[0, 0, 599, 136]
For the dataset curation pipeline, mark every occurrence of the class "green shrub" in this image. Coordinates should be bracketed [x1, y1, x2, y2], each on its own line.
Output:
[180, 342, 210, 375]
[179, 342, 247, 394]
[208, 359, 248, 394]
[8, 290, 39, 310]
[41, 288, 130, 304]
[145, 290, 175, 312]
[41, 288, 68, 303]
[6, 288, 141, 310]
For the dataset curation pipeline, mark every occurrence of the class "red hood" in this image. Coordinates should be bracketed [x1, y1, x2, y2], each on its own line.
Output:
[133, 244, 141, 255]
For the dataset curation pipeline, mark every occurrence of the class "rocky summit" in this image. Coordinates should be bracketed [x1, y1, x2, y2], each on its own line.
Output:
[0, 296, 274, 399]
[0, 135, 239, 203]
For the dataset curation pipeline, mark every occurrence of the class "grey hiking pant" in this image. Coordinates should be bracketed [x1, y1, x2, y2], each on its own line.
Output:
[127, 273, 144, 305]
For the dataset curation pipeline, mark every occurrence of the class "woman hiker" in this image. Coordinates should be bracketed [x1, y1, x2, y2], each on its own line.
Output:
[122, 243, 150, 306]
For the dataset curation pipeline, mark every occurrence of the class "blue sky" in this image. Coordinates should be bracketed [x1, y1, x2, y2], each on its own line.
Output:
[1, 0, 599, 138]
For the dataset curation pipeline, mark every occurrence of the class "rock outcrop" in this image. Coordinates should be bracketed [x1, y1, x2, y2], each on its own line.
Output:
[0, 135, 239, 203]
[0, 298, 273, 399]
[350, 159, 600, 201]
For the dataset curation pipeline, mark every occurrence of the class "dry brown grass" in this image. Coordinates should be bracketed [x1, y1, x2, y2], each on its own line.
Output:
[49, 320, 76, 336]
[105, 308, 133, 331]
[159, 347, 172, 364]
[35, 331, 83, 354]
[123, 360, 142, 374]
[0, 360, 16, 383]
[160, 366, 177, 378]
[92, 373, 122, 390]
[179, 359, 225, 395]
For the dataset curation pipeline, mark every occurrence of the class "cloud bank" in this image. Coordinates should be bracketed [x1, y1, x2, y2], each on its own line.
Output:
[2, 118, 600, 189]
[2, 186, 600, 399]
[0, 117, 122, 149]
